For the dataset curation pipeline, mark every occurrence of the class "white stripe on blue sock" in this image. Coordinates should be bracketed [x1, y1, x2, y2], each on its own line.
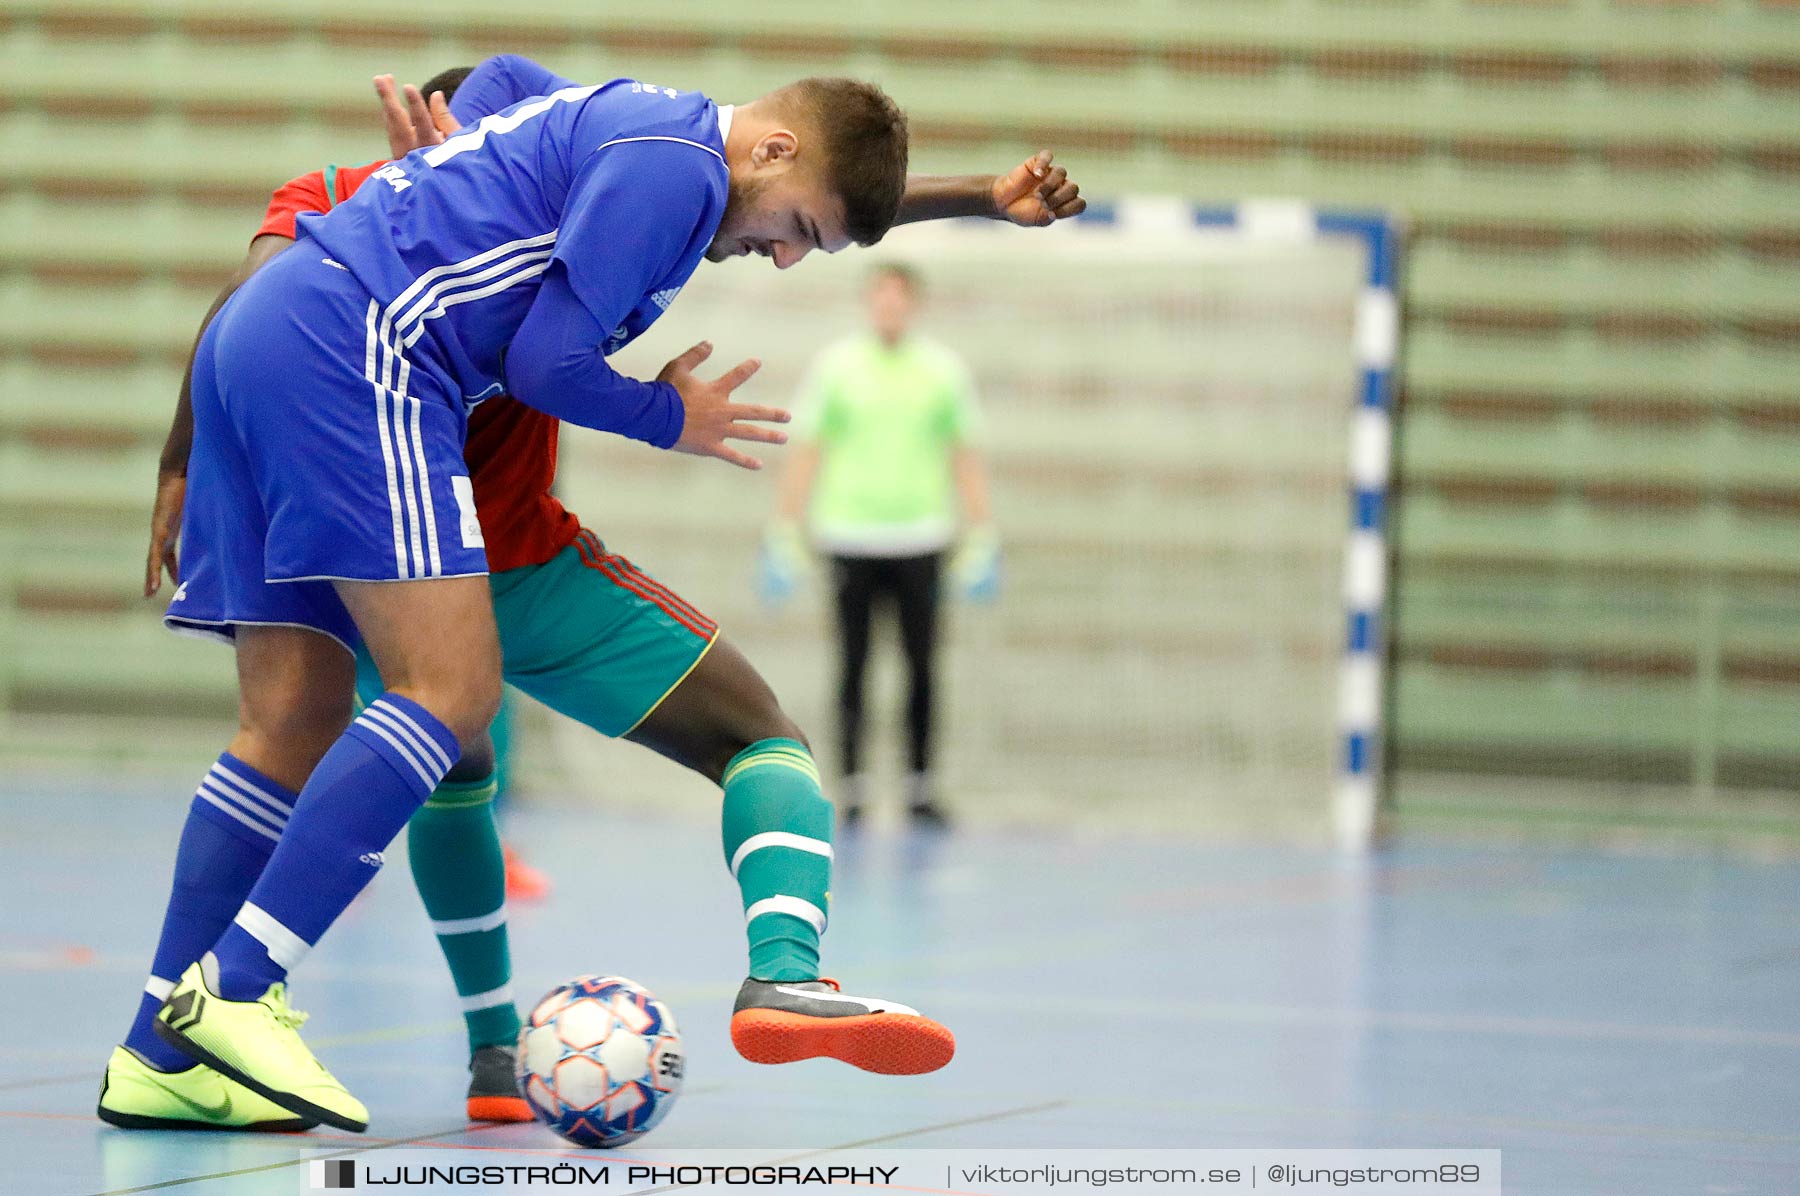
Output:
[210, 762, 294, 815]
[198, 777, 285, 836]
[361, 705, 444, 775]
[194, 790, 281, 843]
[368, 700, 453, 774]
[354, 715, 438, 790]
[233, 902, 311, 971]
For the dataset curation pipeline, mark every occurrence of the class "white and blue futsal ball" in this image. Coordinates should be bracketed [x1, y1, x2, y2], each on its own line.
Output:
[516, 975, 685, 1147]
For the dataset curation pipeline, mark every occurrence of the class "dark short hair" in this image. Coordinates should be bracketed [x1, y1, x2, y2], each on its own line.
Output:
[773, 77, 909, 247]
[869, 262, 921, 294]
[420, 66, 474, 102]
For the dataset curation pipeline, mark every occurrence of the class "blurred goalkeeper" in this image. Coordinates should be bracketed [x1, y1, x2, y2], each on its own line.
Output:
[764, 264, 996, 826]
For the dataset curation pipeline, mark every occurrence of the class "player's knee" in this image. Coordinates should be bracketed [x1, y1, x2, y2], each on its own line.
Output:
[445, 673, 504, 751]
[233, 626, 355, 774]
[768, 708, 809, 753]
[235, 697, 351, 783]
[447, 731, 497, 783]
[394, 667, 502, 752]
[241, 690, 350, 755]
[710, 700, 810, 783]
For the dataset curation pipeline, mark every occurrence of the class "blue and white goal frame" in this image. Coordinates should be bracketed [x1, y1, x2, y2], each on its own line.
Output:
[1081, 198, 1403, 848]
[1198, 201, 1401, 849]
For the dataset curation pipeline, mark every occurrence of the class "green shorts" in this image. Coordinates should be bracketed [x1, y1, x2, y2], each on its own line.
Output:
[354, 530, 717, 738]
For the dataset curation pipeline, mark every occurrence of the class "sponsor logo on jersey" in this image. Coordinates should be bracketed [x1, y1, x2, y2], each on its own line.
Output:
[371, 164, 411, 193]
[450, 476, 485, 550]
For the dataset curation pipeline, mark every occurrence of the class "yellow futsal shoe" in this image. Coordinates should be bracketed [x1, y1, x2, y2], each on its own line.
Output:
[154, 954, 369, 1133]
[97, 1046, 317, 1132]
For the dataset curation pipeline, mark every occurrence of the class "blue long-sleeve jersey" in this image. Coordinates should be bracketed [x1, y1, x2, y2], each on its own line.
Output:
[445, 53, 569, 131]
[298, 58, 729, 446]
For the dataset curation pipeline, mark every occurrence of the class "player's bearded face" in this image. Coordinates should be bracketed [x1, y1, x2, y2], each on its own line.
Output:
[707, 175, 771, 263]
[706, 170, 847, 269]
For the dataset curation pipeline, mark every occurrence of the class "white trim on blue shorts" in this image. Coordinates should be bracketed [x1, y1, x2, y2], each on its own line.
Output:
[163, 615, 355, 657]
[269, 571, 490, 584]
[362, 232, 561, 581]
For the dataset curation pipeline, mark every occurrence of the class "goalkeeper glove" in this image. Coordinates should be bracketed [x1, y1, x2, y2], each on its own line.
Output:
[757, 521, 808, 608]
[951, 524, 1001, 604]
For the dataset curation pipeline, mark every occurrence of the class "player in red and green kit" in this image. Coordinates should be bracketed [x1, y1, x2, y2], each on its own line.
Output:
[113, 56, 1083, 1131]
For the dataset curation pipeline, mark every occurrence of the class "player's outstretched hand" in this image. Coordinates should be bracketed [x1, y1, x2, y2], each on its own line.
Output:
[144, 471, 185, 597]
[375, 74, 460, 159]
[992, 150, 1086, 227]
[658, 342, 787, 471]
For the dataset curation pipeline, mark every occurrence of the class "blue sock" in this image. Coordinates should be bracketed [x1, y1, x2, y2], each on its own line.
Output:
[124, 755, 291, 1071]
[209, 694, 460, 1000]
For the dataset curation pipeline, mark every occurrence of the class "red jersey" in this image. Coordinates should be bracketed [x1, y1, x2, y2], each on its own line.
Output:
[255, 163, 581, 573]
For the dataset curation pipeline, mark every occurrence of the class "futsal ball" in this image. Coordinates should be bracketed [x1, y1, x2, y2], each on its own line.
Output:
[516, 975, 685, 1147]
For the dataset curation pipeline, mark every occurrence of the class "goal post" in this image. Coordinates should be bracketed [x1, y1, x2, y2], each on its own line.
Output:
[1189, 201, 1404, 847]
[1083, 198, 1402, 846]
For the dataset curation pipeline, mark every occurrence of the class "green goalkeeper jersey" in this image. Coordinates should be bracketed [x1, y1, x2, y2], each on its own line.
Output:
[792, 333, 981, 556]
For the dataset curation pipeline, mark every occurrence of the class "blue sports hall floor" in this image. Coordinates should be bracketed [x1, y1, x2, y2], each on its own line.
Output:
[2, 776, 1797, 1195]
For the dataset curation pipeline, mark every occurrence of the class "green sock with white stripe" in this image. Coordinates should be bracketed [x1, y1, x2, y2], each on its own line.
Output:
[407, 774, 521, 1052]
[721, 738, 833, 983]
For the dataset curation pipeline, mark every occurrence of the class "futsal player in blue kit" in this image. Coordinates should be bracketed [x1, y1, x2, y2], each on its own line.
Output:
[148, 62, 938, 1131]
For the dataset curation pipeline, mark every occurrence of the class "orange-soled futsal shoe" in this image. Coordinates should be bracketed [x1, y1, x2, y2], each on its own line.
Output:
[729, 977, 955, 1075]
[467, 1045, 533, 1123]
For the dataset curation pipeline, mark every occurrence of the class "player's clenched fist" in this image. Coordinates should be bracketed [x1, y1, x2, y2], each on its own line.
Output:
[992, 150, 1085, 227]
[657, 341, 787, 471]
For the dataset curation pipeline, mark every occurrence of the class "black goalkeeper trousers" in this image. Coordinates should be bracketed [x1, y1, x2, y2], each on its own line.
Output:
[828, 552, 944, 778]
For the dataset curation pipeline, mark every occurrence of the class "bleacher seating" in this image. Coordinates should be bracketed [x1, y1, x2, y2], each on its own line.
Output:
[1, 0, 1796, 820]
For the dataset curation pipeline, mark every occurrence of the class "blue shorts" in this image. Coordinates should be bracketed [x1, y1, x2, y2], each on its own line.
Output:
[165, 246, 489, 654]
